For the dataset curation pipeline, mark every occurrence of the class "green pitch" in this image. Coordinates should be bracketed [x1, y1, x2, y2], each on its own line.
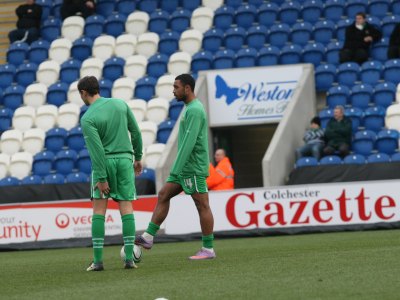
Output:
[1, 229, 400, 300]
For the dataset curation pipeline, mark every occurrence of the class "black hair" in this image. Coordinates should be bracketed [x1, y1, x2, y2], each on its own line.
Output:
[175, 74, 195, 92]
[356, 12, 366, 19]
[77, 76, 100, 96]
[311, 116, 321, 126]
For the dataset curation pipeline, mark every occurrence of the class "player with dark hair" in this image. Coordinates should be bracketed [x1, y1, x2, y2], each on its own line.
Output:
[135, 73, 216, 260]
[78, 76, 143, 271]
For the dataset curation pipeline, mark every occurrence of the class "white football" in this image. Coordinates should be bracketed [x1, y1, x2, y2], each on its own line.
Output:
[120, 244, 142, 263]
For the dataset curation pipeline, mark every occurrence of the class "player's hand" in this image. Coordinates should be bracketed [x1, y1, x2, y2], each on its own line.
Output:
[86, 1, 94, 8]
[134, 160, 143, 176]
[95, 181, 110, 198]
[364, 36, 373, 42]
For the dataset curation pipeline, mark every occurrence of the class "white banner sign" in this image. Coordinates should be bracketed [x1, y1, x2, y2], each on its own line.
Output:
[206, 66, 303, 127]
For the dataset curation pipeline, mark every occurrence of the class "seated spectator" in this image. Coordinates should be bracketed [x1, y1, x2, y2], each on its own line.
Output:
[339, 12, 382, 65]
[388, 23, 400, 59]
[61, 0, 95, 20]
[323, 106, 352, 157]
[8, 0, 42, 44]
[207, 149, 234, 191]
[295, 117, 324, 161]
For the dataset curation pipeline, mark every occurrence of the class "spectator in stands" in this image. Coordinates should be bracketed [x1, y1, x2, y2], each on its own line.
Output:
[388, 23, 400, 59]
[207, 149, 234, 190]
[61, 0, 95, 20]
[295, 117, 325, 161]
[323, 106, 352, 158]
[8, 0, 42, 44]
[339, 12, 382, 65]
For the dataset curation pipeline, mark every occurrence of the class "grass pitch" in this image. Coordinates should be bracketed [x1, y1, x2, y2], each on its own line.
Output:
[1, 229, 399, 300]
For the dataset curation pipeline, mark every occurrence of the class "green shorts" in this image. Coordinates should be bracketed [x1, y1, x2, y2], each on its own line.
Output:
[91, 157, 136, 201]
[167, 174, 208, 195]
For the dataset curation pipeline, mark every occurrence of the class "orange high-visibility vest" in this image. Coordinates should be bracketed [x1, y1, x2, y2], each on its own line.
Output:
[207, 157, 234, 190]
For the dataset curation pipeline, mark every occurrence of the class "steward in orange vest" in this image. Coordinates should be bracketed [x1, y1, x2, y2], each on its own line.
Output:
[207, 149, 234, 190]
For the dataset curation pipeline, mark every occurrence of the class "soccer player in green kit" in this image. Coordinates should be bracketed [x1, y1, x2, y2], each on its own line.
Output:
[78, 76, 143, 271]
[135, 74, 216, 260]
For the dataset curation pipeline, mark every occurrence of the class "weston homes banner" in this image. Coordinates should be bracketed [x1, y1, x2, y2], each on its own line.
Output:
[206, 66, 303, 127]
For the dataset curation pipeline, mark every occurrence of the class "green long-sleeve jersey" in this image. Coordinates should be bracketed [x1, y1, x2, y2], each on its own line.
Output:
[170, 98, 209, 177]
[81, 97, 143, 182]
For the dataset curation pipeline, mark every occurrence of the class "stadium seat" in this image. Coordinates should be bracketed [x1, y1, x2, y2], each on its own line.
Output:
[67, 81, 81, 106]
[3, 85, 25, 111]
[28, 40, 49, 64]
[352, 130, 376, 156]
[278, 1, 301, 25]
[44, 173, 65, 184]
[371, 38, 389, 62]
[191, 51, 213, 73]
[0, 129, 23, 156]
[36, 0, 52, 20]
[169, 99, 184, 121]
[301, 42, 325, 67]
[155, 74, 175, 100]
[391, 152, 400, 162]
[58, 103, 80, 130]
[257, 3, 278, 27]
[99, 79, 113, 98]
[326, 41, 343, 65]
[313, 20, 335, 45]
[77, 148, 91, 174]
[367, 152, 391, 163]
[49, 38, 72, 64]
[41, 18, 61, 42]
[145, 143, 166, 169]
[21, 175, 42, 185]
[96, 0, 115, 17]
[37, 60, 60, 87]
[136, 32, 159, 58]
[139, 121, 158, 147]
[80, 57, 104, 80]
[45, 128, 67, 152]
[0, 153, 10, 178]
[0, 108, 13, 132]
[67, 126, 85, 151]
[22, 128, 45, 155]
[182, 0, 201, 11]
[160, 0, 178, 13]
[279, 44, 301, 65]
[248, 0, 264, 7]
[323, 0, 345, 22]
[71, 37, 93, 62]
[373, 82, 396, 108]
[235, 48, 258, 68]
[126, 11, 149, 36]
[54, 149, 78, 175]
[52, 0, 62, 19]
[202, 29, 224, 53]
[345, 107, 363, 132]
[350, 84, 373, 109]
[336, 19, 352, 42]
[213, 49, 235, 69]
[290, 22, 312, 46]
[0, 176, 20, 186]
[148, 10, 169, 35]
[60, 59, 82, 84]
[170, 9, 191, 33]
[203, 0, 224, 10]
[33, 151, 55, 177]
[382, 15, 400, 37]
[191, 6, 214, 33]
[62, 16, 85, 41]
[257, 46, 280, 66]
[223, 27, 247, 51]
[246, 25, 268, 50]
[363, 106, 385, 132]
[23, 83, 47, 109]
[375, 129, 399, 155]
[126, 99, 147, 123]
[392, 0, 400, 14]
[360, 61, 383, 85]
[235, 4, 257, 29]
[66, 172, 88, 183]
[104, 13, 127, 37]
[268, 23, 290, 48]
[146, 98, 169, 125]
[35, 105, 58, 131]
[7, 42, 28, 66]
[157, 120, 176, 144]
[383, 59, 400, 85]
[320, 155, 342, 165]
[124, 55, 148, 80]
[301, 0, 323, 24]
[158, 31, 180, 56]
[315, 64, 336, 92]
[12, 106, 35, 132]
[136, 167, 155, 187]
[135, 76, 157, 101]
[112, 77, 136, 101]
[15, 62, 37, 87]
[295, 157, 318, 168]
[147, 54, 168, 79]
[168, 52, 192, 75]
[103, 57, 125, 82]
[179, 29, 203, 55]
[80, 105, 88, 120]
[93, 35, 115, 61]
[84, 15, 105, 39]
[213, 5, 235, 30]
[345, 0, 368, 19]
[343, 154, 366, 165]
[0, 64, 16, 89]
[9, 152, 33, 180]
[137, 0, 157, 14]
[337, 63, 360, 87]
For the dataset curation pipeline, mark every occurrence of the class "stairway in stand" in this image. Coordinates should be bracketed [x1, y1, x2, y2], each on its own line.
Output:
[0, 1, 23, 64]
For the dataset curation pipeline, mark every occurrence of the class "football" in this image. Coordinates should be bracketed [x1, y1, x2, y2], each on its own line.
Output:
[120, 245, 142, 263]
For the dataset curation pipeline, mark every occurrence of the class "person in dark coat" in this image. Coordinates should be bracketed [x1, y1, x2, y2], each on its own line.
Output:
[339, 12, 382, 65]
[388, 23, 400, 59]
[61, 0, 95, 20]
[8, 0, 42, 44]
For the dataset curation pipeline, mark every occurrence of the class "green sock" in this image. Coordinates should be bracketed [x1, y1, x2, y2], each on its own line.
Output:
[146, 222, 160, 236]
[92, 214, 105, 264]
[122, 214, 135, 261]
[202, 234, 214, 249]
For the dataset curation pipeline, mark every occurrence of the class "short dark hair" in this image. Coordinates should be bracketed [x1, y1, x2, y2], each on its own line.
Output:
[77, 76, 100, 96]
[311, 116, 321, 126]
[175, 74, 195, 92]
[356, 12, 366, 19]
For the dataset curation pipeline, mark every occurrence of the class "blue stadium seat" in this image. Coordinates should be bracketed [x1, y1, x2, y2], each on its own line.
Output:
[21, 175, 42, 185]
[315, 64, 336, 92]
[3, 85, 25, 111]
[202, 29, 224, 53]
[104, 13, 127, 37]
[336, 19, 352, 41]
[84, 15, 105, 40]
[45, 128, 68, 152]
[147, 54, 168, 78]
[301, 42, 325, 67]
[360, 61, 383, 85]
[295, 157, 318, 168]
[326, 41, 343, 65]
[337, 63, 360, 87]
[224, 27, 246, 51]
[0, 108, 13, 132]
[41, 18, 61, 42]
[372, 82, 396, 108]
[67, 126, 85, 151]
[345, 0, 368, 19]
[392, 1, 400, 15]
[367, 152, 391, 163]
[319, 108, 334, 128]
[36, 0, 52, 21]
[66, 172, 88, 183]
[77, 149, 91, 174]
[257, 3, 279, 27]
[268, 23, 290, 48]
[375, 129, 399, 155]
[138, 0, 158, 14]
[170, 9, 191, 33]
[326, 85, 350, 108]
[371, 38, 389, 62]
[135, 76, 157, 101]
[279, 44, 302, 65]
[80, 105, 88, 120]
[382, 15, 400, 37]
[28, 40, 49, 64]
[290, 22, 312, 46]
[366, 16, 382, 30]
[160, 0, 178, 13]
[96, 0, 116, 17]
[235, 4, 257, 29]
[15, 62, 37, 87]
[0, 64, 16, 89]
[257, 46, 280, 66]
[157, 120, 176, 143]
[323, 0, 345, 22]
[320, 155, 342, 165]
[368, 0, 390, 19]
[103, 57, 125, 81]
[47, 82, 68, 107]
[191, 51, 213, 73]
[33, 150, 55, 176]
[55, 149, 78, 175]
[391, 152, 400, 162]
[60, 59, 81, 84]
[71, 37, 93, 62]
[158, 31, 180, 56]
[278, 1, 301, 25]
[168, 99, 184, 121]
[246, 25, 267, 50]
[149, 11, 170, 35]
[345, 107, 363, 132]
[117, 0, 136, 14]
[352, 130, 377, 156]
[350, 84, 373, 109]
[301, 0, 323, 24]
[181, 0, 200, 11]
[99, 78, 113, 98]
[51, 0, 63, 19]
[248, 0, 264, 7]
[137, 167, 155, 182]
[343, 154, 366, 164]
[214, 6, 235, 31]
[235, 48, 258, 68]
[213, 49, 235, 69]
[44, 173, 65, 184]
[363, 106, 385, 132]
[313, 20, 335, 45]
[383, 59, 400, 85]
[0, 176, 20, 186]
[7, 42, 29, 66]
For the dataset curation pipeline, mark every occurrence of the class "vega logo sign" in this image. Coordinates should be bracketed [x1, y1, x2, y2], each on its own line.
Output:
[206, 66, 303, 127]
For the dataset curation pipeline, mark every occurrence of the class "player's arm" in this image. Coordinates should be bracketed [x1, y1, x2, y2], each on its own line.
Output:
[81, 118, 107, 182]
[170, 109, 202, 175]
[127, 105, 143, 161]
